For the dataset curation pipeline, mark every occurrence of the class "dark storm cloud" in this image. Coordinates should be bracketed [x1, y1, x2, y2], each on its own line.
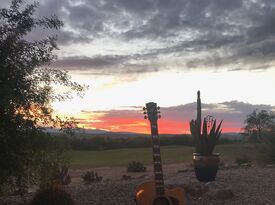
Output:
[2, 0, 275, 72]
[53, 55, 128, 69]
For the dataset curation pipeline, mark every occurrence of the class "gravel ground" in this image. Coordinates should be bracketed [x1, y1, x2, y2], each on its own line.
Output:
[1, 166, 275, 205]
[67, 166, 275, 205]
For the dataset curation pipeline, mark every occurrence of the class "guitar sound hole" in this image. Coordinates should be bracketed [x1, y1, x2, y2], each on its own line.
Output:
[153, 196, 171, 205]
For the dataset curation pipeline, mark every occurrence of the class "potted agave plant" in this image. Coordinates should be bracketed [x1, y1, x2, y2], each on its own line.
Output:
[189, 91, 223, 182]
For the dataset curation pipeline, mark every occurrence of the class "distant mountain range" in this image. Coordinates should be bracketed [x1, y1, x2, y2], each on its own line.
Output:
[44, 127, 143, 135]
[43, 127, 242, 139]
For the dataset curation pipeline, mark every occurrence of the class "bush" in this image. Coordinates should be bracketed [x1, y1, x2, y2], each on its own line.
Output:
[30, 188, 74, 205]
[82, 171, 102, 184]
[127, 161, 146, 172]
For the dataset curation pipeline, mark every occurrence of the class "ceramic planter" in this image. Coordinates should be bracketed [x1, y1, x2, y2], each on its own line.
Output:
[193, 153, 220, 182]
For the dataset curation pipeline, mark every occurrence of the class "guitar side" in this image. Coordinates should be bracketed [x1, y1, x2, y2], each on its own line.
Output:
[135, 181, 186, 205]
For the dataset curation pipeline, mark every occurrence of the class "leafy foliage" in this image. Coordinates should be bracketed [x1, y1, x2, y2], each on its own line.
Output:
[127, 161, 146, 172]
[243, 109, 275, 142]
[243, 110, 275, 164]
[0, 0, 85, 196]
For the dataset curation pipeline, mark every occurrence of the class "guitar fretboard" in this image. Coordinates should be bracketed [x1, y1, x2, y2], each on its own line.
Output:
[150, 122, 165, 196]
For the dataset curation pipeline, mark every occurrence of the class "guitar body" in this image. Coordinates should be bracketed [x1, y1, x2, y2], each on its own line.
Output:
[135, 181, 185, 205]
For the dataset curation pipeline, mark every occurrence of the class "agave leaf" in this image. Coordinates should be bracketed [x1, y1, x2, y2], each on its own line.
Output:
[215, 120, 223, 137]
[189, 120, 195, 135]
[209, 120, 216, 136]
[206, 120, 215, 154]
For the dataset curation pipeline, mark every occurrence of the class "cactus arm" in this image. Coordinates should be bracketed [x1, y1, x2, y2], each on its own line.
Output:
[190, 119, 200, 153]
[189, 120, 195, 135]
[197, 91, 202, 133]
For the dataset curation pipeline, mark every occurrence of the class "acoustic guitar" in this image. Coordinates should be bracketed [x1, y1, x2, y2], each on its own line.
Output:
[135, 102, 186, 205]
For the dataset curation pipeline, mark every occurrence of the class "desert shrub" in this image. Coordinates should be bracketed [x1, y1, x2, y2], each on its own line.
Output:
[30, 188, 74, 205]
[235, 154, 252, 165]
[82, 171, 102, 184]
[127, 161, 146, 172]
[258, 133, 275, 164]
[121, 175, 133, 180]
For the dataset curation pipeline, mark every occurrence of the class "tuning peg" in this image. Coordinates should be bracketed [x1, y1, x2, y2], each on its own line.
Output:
[157, 111, 160, 114]
[143, 111, 147, 115]
[143, 107, 146, 111]
[158, 115, 161, 119]
[157, 106, 160, 110]
[144, 116, 148, 119]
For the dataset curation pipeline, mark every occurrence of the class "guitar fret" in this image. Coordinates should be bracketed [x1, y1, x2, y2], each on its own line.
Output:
[153, 147, 160, 151]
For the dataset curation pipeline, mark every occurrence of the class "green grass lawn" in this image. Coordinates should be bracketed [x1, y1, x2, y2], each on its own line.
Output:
[68, 144, 258, 168]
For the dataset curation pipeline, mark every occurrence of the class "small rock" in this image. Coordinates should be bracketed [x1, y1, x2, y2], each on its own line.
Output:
[266, 164, 275, 168]
[177, 168, 191, 173]
[240, 163, 252, 167]
[138, 174, 149, 179]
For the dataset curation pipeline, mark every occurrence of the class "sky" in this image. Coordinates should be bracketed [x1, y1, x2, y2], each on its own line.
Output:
[2, 0, 275, 134]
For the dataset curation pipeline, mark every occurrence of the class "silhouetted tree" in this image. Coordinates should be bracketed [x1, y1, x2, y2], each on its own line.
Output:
[243, 109, 275, 142]
[0, 0, 85, 195]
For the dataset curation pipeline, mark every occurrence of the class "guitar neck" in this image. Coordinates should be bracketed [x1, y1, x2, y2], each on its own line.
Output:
[150, 121, 165, 196]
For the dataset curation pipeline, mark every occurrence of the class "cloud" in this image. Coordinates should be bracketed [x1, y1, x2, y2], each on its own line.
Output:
[77, 101, 275, 134]
[3, 0, 275, 73]
[53, 55, 128, 69]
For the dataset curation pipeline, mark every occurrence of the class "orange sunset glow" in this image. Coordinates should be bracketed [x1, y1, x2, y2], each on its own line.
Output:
[61, 99, 270, 134]
[75, 112, 246, 134]
[16, 0, 274, 135]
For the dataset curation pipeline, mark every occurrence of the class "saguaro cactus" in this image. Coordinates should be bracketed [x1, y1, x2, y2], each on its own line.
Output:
[190, 91, 223, 155]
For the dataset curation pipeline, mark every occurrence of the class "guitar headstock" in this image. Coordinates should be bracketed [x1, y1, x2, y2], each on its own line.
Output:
[143, 102, 161, 122]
